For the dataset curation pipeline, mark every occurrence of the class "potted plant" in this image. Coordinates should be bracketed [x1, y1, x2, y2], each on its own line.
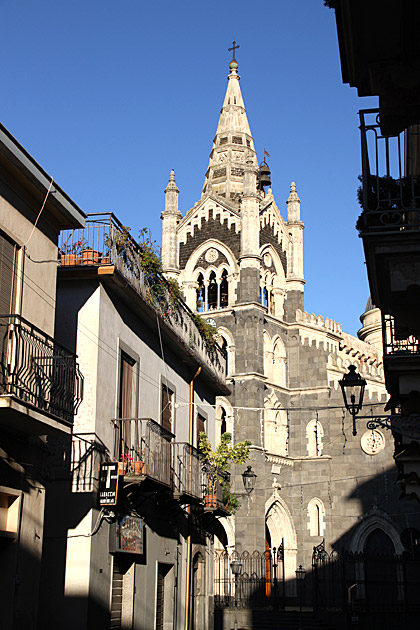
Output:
[198, 432, 251, 513]
[60, 239, 87, 266]
[81, 246, 101, 265]
[118, 453, 133, 475]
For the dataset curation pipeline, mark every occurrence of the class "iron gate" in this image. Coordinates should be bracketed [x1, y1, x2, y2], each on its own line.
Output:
[312, 541, 420, 614]
[214, 544, 285, 609]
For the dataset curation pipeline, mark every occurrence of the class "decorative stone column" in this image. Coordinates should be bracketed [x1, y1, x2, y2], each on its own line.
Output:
[161, 170, 182, 275]
[285, 182, 305, 320]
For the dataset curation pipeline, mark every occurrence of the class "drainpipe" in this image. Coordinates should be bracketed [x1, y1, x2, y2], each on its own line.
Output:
[185, 365, 201, 630]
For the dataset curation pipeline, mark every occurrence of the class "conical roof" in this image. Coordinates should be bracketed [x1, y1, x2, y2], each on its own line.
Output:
[201, 58, 258, 207]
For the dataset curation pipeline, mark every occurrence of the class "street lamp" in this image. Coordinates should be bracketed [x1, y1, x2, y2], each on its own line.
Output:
[230, 556, 243, 608]
[339, 365, 366, 436]
[242, 465, 257, 494]
[295, 565, 306, 630]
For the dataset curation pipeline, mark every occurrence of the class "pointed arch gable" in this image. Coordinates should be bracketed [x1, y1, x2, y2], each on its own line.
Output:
[260, 244, 286, 290]
[265, 494, 297, 550]
[349, 512, 403, 554]
[182, 239, 239, 280]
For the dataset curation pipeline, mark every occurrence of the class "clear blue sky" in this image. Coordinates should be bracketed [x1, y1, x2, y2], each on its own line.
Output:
[1, 0, 378, 336]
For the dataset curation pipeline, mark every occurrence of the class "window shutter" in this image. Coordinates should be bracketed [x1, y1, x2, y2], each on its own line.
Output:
[0, 232, 16, 314]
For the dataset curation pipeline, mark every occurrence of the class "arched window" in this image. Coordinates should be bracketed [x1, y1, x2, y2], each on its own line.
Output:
[307, 498, 325, 537]
[196, 274, 204, 312]
[306, 420, 324, 457]
[269, 277, 275, 315]
[263, 332, 272, 380]
[208, 271, 217, 310]
[263, 287, 269, 308]
[220, 336, 229, 375]
[272, 338, 286, 387]
[220, 407, 227, 435]
[220, 269, 228, 308]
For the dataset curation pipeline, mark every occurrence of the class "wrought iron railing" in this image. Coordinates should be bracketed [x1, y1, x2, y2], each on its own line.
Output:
[358, 109, 420, 233]
[312, 540, 420, 613]
[172, 442, 202, 500]
[72, 432, 109, 493]
[59, 213, 226, 382]
[382, 313, 420, 356]
[214, 546, 285, 609]
[113, 417, 173, 487]
[0, 314, 83, 424]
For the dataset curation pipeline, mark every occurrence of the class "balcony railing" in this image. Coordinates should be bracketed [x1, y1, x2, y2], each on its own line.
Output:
[59, 213, 226, 383]
[113, 417, 173, 487]
[173, 442, 202, 502]
[72, 433, 109, 493]
[382, 313, 420, 356]
[358, 109, 420, 233]
[0, 314, 83, 424]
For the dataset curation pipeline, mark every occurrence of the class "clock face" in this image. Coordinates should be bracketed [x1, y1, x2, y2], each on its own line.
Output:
[206, 318, 217, 328]
[361, 430, 385, 455]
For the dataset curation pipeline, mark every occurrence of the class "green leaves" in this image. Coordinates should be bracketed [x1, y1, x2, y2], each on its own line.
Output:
[198, 431, 251, 499]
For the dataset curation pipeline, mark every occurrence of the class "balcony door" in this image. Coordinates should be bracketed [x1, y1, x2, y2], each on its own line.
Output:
[119, 351, 137, 460]
[161, 384, 173, 433]
[119, 351, 137, 419]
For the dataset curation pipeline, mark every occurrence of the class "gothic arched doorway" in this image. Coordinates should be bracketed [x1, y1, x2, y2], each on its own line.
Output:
[364, 528, 399, 608]
[265, 495, 297, 596]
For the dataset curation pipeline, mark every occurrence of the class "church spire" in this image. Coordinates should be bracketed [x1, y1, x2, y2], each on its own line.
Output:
[201, 42, 259, 207]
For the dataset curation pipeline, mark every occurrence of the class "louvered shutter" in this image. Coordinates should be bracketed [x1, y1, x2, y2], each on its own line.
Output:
[0, 232, 16, 314]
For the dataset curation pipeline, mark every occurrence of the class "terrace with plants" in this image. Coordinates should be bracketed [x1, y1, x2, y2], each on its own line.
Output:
[59, 213, 227, 384]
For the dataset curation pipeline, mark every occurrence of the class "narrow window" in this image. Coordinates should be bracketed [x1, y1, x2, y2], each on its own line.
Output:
[220, 408, 227, 435]
[269, 279, 275, 315]
[220, 269, 228, 308]
[197, 413, 206, 445]
[220, 336, 228, 374]
[196, 274, 205, 312]
[263, 287, 269, 308]
[161, 384, 174, 433]
[308, 498, 325, 536]
[208, 271, 217, 310]
[306, 420, 324, 457]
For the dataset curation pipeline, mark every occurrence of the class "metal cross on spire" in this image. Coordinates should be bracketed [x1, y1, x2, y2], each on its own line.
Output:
[228, 39, 240, 60]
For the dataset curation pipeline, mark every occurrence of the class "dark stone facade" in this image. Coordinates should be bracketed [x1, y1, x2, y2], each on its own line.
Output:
[179, 216, 240, 268]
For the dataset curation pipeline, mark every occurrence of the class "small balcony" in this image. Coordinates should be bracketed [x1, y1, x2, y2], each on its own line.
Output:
[358, 109, 420, 235]
[113, 417, 173, 488]
[172, 442, 202, 503]
[0, 314, 83, 434]
[382, 314, 420, 402]
[59, 213, 227, 388]
[357, 110, 420, 318]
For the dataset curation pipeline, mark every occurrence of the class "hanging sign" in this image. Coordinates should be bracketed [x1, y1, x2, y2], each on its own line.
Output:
[99, 461, 119, 506]
[110, 516, 144, 555]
